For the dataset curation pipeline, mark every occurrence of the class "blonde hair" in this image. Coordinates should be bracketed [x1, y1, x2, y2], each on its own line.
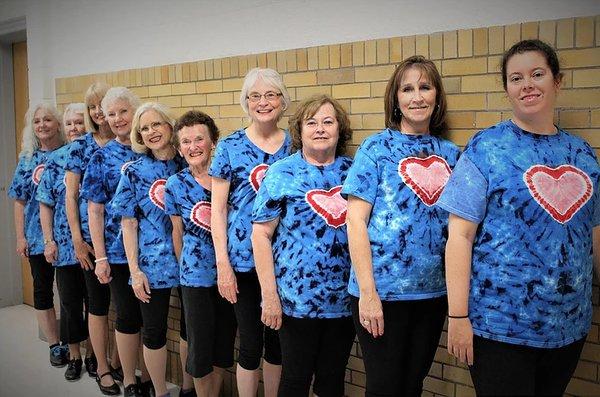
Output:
[83, 82, 110, 133]
[130, 102, 175, 154]
[20, 102, 66, 158]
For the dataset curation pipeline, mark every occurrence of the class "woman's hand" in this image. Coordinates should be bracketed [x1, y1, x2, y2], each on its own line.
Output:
[447, 317, 474, 365]
[95, 260, 112, 284]
[131, 270, 151, 303]
[43, 241, 57, 264]
[217, 260, 238, 304]
[73, 239, 94, 270]
[359, 292, 384, 337]
[261, 292, 282, 330]
[17, 237, 28, 258]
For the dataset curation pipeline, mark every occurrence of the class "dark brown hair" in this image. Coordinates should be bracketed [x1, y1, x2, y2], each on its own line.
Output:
[384, 55, 448, 136]
[289, 94, 353, 157]
[173, 110, 220, 148]
[501, 39, 562, 90]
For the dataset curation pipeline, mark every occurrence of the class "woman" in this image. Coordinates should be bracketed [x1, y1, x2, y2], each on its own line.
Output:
[210, 67, 290, 397]
[252, 95, 355, 397]
[37, 103, 91, 381]
[113, 102, 185, 397]
[65, 82, 119, 386]
[165, 110, 237, 397]
[8, 102, 68, 367]
[82, 87, 145, 397]
[438, 39, 600, 396]
[343, 55, 460, 397]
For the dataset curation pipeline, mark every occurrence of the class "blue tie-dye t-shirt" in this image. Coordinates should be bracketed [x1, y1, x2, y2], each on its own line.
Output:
[342, 128, 461, 301]
[9, 149, 59, 256]
[36, 145, 77, 267]
[81, 139, 140, 264]
[252, 152, 353, 318]
[209, 129, 291, 272]
[437, 120, 600, 348]
[164, 168, 215, 287]
[113, 154, 185, 289]
[65, 133, 101, 242]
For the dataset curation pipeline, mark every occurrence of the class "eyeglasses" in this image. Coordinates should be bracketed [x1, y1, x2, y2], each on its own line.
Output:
[139, 121, 166, 134]
[246, 92, 282, 103]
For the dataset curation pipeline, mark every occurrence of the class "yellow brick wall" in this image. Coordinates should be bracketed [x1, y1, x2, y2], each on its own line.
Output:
[57, 15, 600, 396]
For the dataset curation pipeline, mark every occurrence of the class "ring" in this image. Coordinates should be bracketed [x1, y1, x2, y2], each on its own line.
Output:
[363, 320, 370, 325]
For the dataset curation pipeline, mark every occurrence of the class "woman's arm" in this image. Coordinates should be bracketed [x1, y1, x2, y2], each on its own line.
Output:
[39, 203, 57, 264]
[346, 196, 383, 337]
[88, 201, 111, 283]
[122, 216, 150, 303]
[593, 227, 600, 280]
[251, 218, 282, 330]
[445, 213, 478, 365]
[14, 200, 28, 257]
[170, 215, 183, 262]
[65, 171, 93, 270]
[211, 177, 238, 303]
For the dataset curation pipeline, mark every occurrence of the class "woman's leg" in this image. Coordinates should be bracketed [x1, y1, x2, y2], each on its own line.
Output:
[535, 337, 586, 396]
[28, 254, 61, 351]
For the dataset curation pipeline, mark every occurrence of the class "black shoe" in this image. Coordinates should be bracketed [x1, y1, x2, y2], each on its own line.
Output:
[124, 383, 142, 397]
[64, 358, 83, 381]
[139, 380, 155, 397]
[96, 371, 121, 396]
[179, 388, 197, 397]
[49, 344, 69, 367]
[110, 364, 124, 383]
[84, 355, 98, 378]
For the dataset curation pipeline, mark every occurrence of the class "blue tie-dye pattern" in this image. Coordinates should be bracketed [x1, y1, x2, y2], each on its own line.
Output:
[209, 129, 291, 272]
[36, 145, 78, 267]
[113, 155, 186, 289]
[342, 128, 461, 301]
[252, 152, 353, 318]
[437, 120, 600, 348]
[164, 168, 216, 287]
[65, 133, 101, 241]
[80, 140, 140, 264]
[9, 149, 60, 255]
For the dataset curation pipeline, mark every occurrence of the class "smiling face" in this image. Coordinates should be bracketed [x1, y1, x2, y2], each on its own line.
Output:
[301, 102, 339, 159]
[505, 51, 560, 127]
[139, 110, 173, 152]
[88, 97, 106, 127]
[63, 110, 86, 142]
[247, 78, 284, 125]
[105, 99, 134, 139]
[33, 108, 60, 143]
[397, 66, 437, 135]
[177, 123, 214, 169]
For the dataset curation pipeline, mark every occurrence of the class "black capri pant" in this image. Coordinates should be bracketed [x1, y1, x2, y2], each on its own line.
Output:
[139, 287, 172, 350]
[56, 265, 89, 344]
[109, 264, 142, 334]
[233, 270, 281, 370]
[28, 254, 55, 310]
[81, 248, 111, 316]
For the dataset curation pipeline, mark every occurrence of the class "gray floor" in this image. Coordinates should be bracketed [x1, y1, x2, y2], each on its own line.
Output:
[0, 304, 178, 396]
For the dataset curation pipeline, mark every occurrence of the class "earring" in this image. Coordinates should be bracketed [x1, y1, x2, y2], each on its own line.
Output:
[393, 107, 402, 120]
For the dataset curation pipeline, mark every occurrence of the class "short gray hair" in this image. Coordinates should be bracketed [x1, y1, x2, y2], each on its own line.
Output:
[239, 68, 290, 118]
[101, 87, 140, 115]
[63, 103, 86, 127]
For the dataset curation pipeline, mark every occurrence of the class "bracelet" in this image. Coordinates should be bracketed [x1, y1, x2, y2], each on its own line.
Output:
[44, 239, 55, 245]
[94, 257, 108, 263]
[448, 314, 469, 319]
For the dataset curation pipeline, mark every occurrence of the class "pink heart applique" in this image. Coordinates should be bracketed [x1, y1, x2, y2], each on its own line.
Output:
[32, 164, 45, 186]
[523, 164, 592, 224]
[190, 201, 211, 232]
[249, 164, 269, 192]
[305, 185, 347, 228]
[398, 155, 452, 206]
[149, 179, 167, 210]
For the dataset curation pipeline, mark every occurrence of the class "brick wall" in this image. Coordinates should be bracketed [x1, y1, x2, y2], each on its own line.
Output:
[57, 15, 600, 396]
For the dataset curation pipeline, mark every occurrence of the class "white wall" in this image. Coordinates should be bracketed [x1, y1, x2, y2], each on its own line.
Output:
[1, 0, 599, 103]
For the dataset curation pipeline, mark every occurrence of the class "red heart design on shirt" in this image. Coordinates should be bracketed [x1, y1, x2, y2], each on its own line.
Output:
[190, 201, 211, 232]
[398, 155, 452, 206]
[149, 179, 167, 210]
[32, 164, 45, 186]
[305, 185, 347, 228]
[524, 165, 592, 224]
[249, 164, 269, 192]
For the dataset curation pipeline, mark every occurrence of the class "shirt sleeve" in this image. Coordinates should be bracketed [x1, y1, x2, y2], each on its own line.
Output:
[163, 177, 179, 216]
[252, 171, 282, 223]
[65, 139, 84, 173]
[436, 153, 488, 223]
[208, 140, 232, 181]
[81, 152, 108, 203]
[112, 171, 137, 218]
[8, 156, 30, 201]
[341, 143, 378, 204]
[35, 160, 56, 206]
[593, 182, 600, 227]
